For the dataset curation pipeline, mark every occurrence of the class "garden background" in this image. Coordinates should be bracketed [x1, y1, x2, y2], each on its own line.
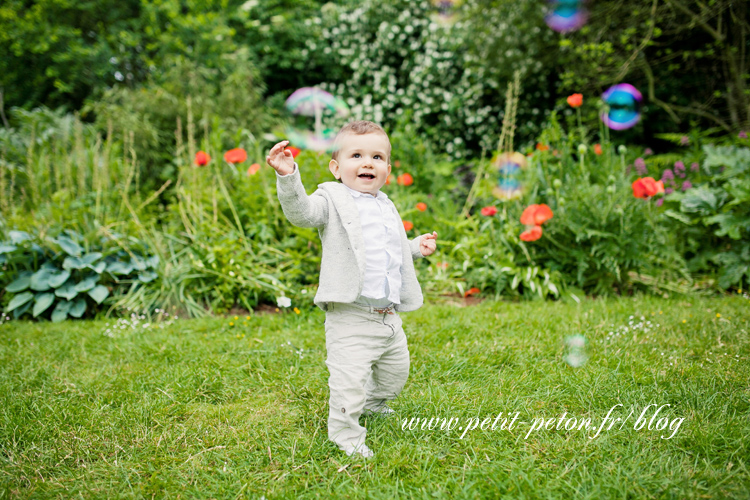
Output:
[0, 0, 749, 498]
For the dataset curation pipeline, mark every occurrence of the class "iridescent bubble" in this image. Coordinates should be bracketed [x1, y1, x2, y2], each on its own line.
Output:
[430, 0, 462, 25]
[601, 84, 643, 130]
[493, 152, 526, 200]
[564, 334, 588, 367]
[284, 87, 349, 151]
[545, 0, 588, 33]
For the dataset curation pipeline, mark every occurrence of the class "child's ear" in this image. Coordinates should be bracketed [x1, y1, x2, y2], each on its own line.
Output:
[387, 163, 392, 176]
[328, 159, 340, 179]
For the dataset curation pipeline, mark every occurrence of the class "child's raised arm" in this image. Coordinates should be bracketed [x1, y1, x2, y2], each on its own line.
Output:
[266, 140, 296, 176]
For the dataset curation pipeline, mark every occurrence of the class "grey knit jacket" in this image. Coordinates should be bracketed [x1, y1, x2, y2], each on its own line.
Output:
[275, 165, 425, 312]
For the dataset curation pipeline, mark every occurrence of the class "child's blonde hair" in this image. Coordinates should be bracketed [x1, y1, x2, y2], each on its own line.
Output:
[331, 121, 391, 163]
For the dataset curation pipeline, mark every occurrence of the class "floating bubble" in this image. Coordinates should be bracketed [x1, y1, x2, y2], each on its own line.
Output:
[601, 84, 643, 130]
[493, 152, 526, 200]
[284, 87, 349, 151]
[430, 0, 462, 25]
[564, 334, 588, 367]
[545, 0, 588, 33]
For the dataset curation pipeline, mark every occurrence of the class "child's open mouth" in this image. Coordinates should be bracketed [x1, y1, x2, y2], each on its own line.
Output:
[358, 173, 376, 180]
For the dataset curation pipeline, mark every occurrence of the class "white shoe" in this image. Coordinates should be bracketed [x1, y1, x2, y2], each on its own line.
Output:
[362, 405, 395, 417]
[344, 444, 374, 459]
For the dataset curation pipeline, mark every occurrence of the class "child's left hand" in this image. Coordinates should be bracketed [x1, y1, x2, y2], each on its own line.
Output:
[419, 231, 438, 257]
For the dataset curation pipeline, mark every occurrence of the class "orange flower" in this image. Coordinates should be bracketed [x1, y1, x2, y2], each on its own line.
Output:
[385, 174, 396, 185]
[481, 205, 498, 216]
[397, 173, 414, 186]
[464, 287, 481, 297]
[403, 220, 414, 231]
[286, 146, 301, 158]
[536, 143, 549, 151]
[394, 160, 401, 168]
[520, 204, 554, 225]
[224, 148, 247, 164]
[594, 144, 603, 155]
[195, 151, 211, 166]
[437, 261, 449, 270]
[416, 202, 427, 212]
[520, 225, 543, 242]
[632, 177, 665, 198]
[247, 163, 261, 176]
[567, 93, 583, 108]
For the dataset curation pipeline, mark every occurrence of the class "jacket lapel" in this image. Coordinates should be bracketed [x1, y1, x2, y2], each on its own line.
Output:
[319, 182, 366, 277]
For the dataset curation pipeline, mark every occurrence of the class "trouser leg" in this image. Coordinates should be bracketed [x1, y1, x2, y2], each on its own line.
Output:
[364, 313, 410, 411]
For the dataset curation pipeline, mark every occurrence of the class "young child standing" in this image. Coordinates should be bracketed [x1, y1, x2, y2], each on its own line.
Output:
[266, 121, 437, 459]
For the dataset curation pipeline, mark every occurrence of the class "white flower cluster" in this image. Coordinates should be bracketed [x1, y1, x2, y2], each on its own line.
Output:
[307, 0, 552, 159]
[102, 308, 178, 337]
[602, 315, 659, 343]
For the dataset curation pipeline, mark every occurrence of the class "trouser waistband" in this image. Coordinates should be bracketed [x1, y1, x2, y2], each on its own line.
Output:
[327, 302, 397, 314]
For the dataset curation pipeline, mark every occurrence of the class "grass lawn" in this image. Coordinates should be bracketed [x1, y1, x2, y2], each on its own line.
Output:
[1, 295, 749, 499]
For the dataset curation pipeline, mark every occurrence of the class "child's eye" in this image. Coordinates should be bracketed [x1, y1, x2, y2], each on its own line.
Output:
[374, 155, 382, 160]
[353, 153, 361, 158]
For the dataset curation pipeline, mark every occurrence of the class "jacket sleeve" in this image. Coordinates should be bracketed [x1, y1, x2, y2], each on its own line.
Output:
[409, 235, 424, 261]
[275, 164, 328, 229]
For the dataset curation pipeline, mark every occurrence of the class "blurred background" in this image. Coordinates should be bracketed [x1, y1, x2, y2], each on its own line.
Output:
[0, 0, 748, 321]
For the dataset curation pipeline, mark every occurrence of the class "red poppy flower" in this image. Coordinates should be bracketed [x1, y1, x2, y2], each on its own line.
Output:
[536, 143, 549, 151]
[594, 144, 603, 155]
[286, 146, 301, 158]
[632, 177, 665, 198]
[224, 148, 247, 164]
[394, 160, 401, 168]
[416, 202, 427, 212]
[481, 206, 498, 216]
[247, 163, 261, 176]
[385, 174, 395, 185]
[397, 173, 414, 186]
[567, 93, 583, 108]
[403, 220, 414, 231]
[520, 204, 554, 225]
[520, 225, 543, 242]
[195, 151, 211, 167]
[464, 287, 481, 297]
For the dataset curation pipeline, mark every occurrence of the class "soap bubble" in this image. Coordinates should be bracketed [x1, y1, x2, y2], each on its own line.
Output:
[430, 0, 462, 25]
[545, 0, 588, 33]
[284, 87, 349, 151]
[493, 152, 526, 200]
[564, 334, 588, 367]
[601, 84, 643, 130]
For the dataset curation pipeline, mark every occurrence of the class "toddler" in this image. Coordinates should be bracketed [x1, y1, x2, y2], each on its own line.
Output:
[266, 121, 437, 458]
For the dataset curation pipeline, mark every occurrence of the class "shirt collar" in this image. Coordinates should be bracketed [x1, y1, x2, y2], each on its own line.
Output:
[343, 183, 389, 200]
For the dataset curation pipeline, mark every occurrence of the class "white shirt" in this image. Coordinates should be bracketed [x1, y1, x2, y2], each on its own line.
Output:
[343, 184, 403, 306]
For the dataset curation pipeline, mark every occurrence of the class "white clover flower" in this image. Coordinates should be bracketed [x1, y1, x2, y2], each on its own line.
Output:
[277, 296, 292, 308]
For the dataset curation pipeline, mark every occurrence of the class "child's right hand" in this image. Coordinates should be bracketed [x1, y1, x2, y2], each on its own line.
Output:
[266, 140, 296, 176]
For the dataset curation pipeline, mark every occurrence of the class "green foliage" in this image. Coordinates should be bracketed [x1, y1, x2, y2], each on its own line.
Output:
[660, 144, 750, 289]
[0, 228, 159, 321]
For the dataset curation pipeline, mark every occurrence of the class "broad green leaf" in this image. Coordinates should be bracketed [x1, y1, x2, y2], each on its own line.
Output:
[89, 261, 107, 273]
[107, 261, 134, 275]
[56, 235, 84, 257]
[147, 255, 160, 268]
[663, 209, 692, 225]
[32, 293, 55, 317]
[80, 252, 103, 265]
[6, 275, 31, 293]
[62, 256, 85, 270]
[55, 282, 78, 300]
[69, 298, 87, 318]
[74, 275, 99, 292]
[88, 285, 109, 304]
[681, 187, 718, 215]
[30, 268, 56, 291]
[8, 231, 31, 244]
[48, 269, 71, 288]
[6, 292, 34, 312]
[13, 301, 32, 319]
[51, 300, 73, 323]
[0, 244, 17, 253]
[131, 256, 147, 271]
[138, 270, 158, 283]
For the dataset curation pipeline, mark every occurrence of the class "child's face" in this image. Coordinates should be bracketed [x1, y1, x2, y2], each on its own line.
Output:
[329, 132, 391, 196]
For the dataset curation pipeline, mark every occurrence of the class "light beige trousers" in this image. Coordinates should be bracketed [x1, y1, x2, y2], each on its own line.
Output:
[324, 302, 410, 451]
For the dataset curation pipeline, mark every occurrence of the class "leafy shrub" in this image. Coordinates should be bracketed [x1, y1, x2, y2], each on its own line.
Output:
[1, 229, 159, 321]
